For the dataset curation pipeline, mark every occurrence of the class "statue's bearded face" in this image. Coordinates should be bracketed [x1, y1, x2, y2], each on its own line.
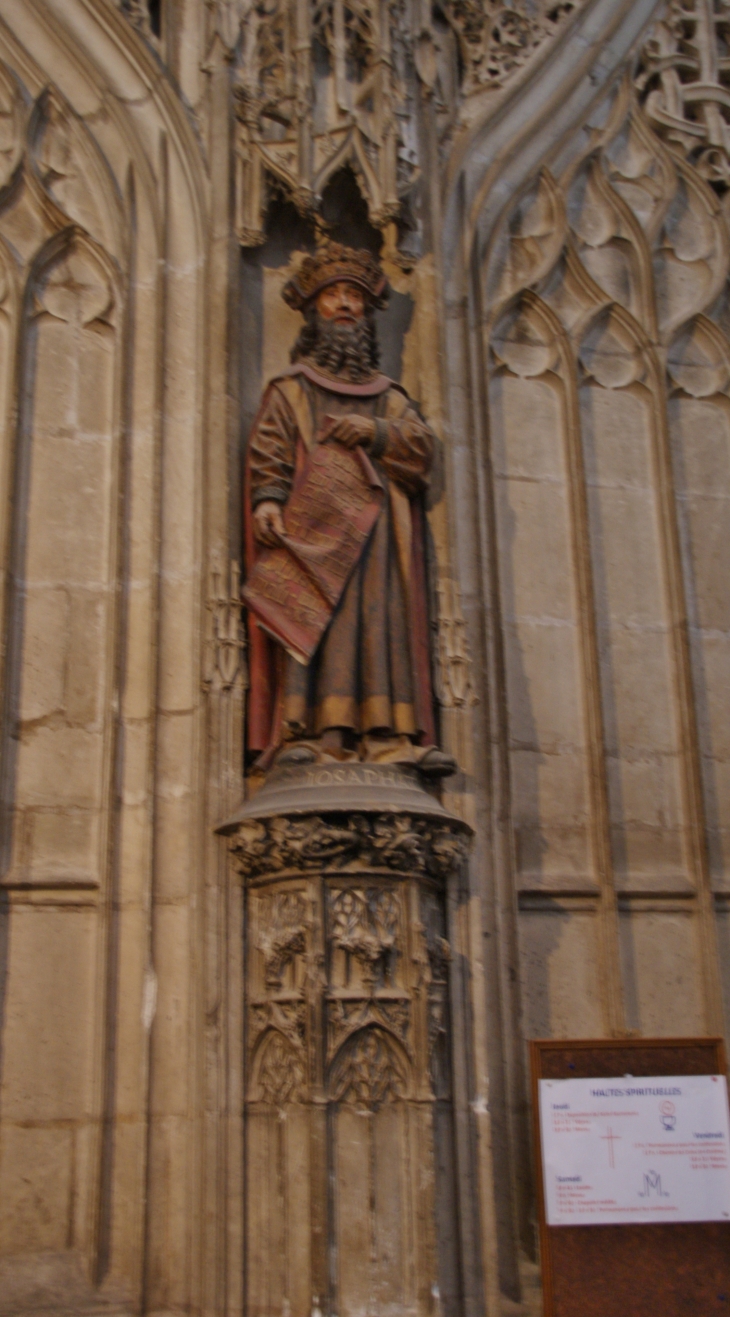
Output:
[315, 281, 366, 324]
[291, 279, 379, 380]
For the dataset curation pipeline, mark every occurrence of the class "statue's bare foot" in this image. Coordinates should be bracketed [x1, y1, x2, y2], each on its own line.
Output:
[418, 748, 457, 778]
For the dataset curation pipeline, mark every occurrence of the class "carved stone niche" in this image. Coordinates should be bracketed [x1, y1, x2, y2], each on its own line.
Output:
[218, 763, 471, 1317]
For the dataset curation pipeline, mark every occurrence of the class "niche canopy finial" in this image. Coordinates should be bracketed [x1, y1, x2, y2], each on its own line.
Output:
[282, 241, 388, 311]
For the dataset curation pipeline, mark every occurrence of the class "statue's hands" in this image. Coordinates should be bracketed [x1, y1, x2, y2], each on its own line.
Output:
[322, 414, 376, 449]
[253, 500, 285, 547]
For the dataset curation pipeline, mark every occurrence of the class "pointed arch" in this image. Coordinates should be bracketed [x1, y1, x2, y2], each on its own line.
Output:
[250, 1027, 306, 1105]
[27, 85, 126, 262]
[0, 223, 123, 885]
[328, 1024, 412, 1107]
[312, 127, 383, 224]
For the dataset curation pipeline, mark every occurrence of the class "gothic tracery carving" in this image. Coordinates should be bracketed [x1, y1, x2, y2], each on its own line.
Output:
[485, 81, 730, 365]
[250, 998, 307, 1051]
[0, 62, 123, 897]
[638, 0, 730, 192]
[418, 887, 450, 1092]
[434, 578, 477, 710]
[254, 1028, 307, 1103]
[204, 560, 247, 692]
[0, 65, 25, 192]
[115, 0, 160, 43]
[476, 22, 730, 1061]
[256, 889, 308, 986]
[312, 0, 378, 74]
[234, 0, 404, 243]
[0, 70, 122, 269]
[232, 0, 590, 244]
[329, 1026, 408, 1106]
[441, 0, 579, 96]
[329, 887, 400, 983]
[326, 998, 411, 1059]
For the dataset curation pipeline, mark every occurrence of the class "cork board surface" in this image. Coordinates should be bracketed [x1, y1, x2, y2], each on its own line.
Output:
[530, 1038, 730, 1317]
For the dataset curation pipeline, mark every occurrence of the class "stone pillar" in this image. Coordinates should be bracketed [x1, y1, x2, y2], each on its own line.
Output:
[219, 764, 471, 1317]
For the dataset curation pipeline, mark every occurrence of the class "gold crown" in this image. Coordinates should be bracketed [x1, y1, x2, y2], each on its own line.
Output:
[282, 242, 388, 311]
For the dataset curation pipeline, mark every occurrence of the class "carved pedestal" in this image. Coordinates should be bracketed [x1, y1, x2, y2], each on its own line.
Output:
[220, 764, 471, 1317]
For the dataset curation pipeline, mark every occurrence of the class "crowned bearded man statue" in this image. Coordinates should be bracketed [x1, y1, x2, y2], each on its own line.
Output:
[243, 242, 455, 778]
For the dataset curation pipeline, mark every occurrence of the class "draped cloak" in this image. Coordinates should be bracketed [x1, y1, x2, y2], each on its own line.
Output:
[244, 361, 436, 755]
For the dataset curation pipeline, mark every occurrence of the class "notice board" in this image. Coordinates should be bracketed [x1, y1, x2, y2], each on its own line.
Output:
[530, 1037, 730, 1317]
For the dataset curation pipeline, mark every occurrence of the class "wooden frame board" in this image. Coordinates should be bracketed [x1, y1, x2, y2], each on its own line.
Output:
[530, 1038, 730, 1317]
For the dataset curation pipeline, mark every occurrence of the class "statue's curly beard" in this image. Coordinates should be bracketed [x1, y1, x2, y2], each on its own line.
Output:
[291, 309, 380, 381]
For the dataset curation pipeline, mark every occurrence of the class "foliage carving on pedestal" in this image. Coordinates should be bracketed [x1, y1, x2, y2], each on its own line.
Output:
[229, 812, 470, 879]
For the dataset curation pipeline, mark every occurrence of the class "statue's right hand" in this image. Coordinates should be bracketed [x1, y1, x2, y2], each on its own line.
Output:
[253, 500, 285, 547]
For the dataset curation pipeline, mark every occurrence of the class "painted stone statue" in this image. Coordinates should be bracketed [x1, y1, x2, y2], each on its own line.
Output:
[243, 242, 455, 776]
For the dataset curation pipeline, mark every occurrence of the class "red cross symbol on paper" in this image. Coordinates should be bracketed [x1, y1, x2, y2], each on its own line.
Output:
[601, 1127, 620, 1169]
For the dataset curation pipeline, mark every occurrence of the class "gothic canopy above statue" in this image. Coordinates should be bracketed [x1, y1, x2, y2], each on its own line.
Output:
[230, 0, 587, 247]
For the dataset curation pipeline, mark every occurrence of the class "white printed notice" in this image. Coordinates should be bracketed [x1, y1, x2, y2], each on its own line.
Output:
[539, 1074, 730, 1226]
